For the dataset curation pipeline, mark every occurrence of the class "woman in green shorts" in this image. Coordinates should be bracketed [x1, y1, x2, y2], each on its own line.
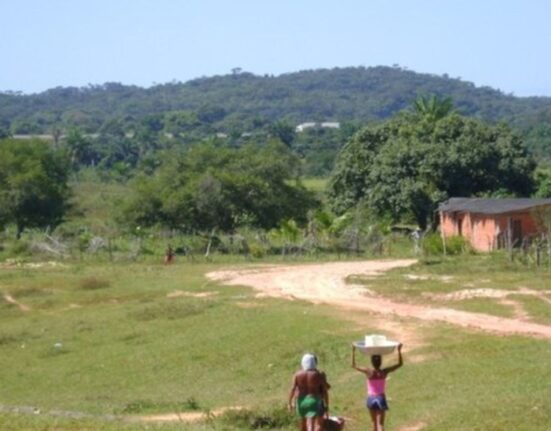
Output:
[288, 353, 331, 431]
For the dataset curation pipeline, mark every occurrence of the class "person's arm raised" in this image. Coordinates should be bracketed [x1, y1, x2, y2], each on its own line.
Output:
[351, 345, 371, 375]
[384, 343, 403, 374]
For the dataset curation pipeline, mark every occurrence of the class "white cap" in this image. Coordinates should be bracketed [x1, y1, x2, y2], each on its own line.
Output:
[301, 353, 317, 371]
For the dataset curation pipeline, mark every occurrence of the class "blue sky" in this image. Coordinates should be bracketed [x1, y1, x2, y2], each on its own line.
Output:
[1, 0, 550, 96]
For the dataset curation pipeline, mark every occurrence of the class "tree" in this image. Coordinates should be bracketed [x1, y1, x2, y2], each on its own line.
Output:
[0, 139, 71, 238]
[413, 95, 454, 122]
[0, 126, 10, 139]
[63, 127, 97, 168]
[120, 140, 318, 232]
[329, 109, 535, 229]
[269, 120, 296, 147]
[534, 167, 551, 198]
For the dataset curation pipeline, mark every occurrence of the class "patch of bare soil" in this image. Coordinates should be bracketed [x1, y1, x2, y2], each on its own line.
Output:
[207, 260, 551, 340]
[235, 301, 265, 308]
[136, 406, 243, 423]
[2, 293, 31, 312]
[498, 298, 530, 320]
[0, 260, 67, 270]
[426, 287, 551, 302]
[397, 421, 427, 431]
[166, 290, 217, 298]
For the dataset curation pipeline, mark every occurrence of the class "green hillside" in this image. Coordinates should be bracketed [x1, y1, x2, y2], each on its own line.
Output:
[3, 66, 551, 135]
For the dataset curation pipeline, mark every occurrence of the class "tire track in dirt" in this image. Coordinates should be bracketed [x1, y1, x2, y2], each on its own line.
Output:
[207, 260, 551, 340]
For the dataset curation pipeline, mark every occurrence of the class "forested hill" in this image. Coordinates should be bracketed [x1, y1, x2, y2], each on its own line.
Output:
[2, 66, 551, 134]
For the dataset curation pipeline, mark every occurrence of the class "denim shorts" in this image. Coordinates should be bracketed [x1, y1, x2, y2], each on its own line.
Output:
[366, 395, 389, 411]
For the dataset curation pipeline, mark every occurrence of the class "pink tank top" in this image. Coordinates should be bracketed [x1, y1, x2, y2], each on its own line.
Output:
[367, 371, 386, 396]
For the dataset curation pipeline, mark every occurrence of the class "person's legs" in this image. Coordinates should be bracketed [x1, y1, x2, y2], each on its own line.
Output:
[314, 414, 325, 431]
[369, 409, 378, 431]
[379, 411, 386, 431]
[305, 417, 315, 431]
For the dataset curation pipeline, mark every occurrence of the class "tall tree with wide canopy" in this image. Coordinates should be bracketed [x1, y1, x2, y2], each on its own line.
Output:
[329, 108, 535, 229]
[0, 139, 71, 238]
[121, 139, 318, 232]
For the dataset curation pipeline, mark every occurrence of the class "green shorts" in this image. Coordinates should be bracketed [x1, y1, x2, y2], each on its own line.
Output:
[296, 394, 323, 418]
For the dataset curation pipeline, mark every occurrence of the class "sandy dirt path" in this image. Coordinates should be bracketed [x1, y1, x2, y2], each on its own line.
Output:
[207, 260, 551, 340]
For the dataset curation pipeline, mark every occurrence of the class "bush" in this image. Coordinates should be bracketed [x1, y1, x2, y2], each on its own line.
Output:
[423, 233, 469, 256]
[7, 240, 30, 257]
[422, 233, 444, 255]
[446, 235, 470, 255]
[249, 243, 266, 258]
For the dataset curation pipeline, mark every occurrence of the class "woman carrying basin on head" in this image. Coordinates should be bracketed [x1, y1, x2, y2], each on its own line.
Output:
[352, 342, 403, 431]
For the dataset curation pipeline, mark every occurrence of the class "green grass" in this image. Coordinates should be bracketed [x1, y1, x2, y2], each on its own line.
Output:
[446, 297, 515, 317]
[0, 255, 551, 430]
[355, 253, 551, 312]
[511, 294, 551, 325]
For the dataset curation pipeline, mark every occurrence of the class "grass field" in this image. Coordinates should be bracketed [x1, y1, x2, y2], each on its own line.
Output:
[1, 253, 551, 430]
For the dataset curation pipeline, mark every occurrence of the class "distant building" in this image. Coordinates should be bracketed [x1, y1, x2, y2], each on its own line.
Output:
[439, 198, 551, 251]
[295, 121, 341, 133]
[295, 122, 317, 133]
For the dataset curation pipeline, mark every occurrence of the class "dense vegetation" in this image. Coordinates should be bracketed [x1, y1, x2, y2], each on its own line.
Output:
[4, 66, 551, 129]
[0, 139, 70, 238]
[329, 99, 536, 228]
[3, 66, 551, 160]
[120, 140, 317, 232]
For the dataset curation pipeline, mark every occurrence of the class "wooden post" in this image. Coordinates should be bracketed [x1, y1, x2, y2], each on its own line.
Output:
[439, 212, 447, 256]
[507, 217, 513, 262]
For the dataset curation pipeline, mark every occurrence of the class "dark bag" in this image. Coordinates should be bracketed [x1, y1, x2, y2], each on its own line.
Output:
[323, 416, 345, 431]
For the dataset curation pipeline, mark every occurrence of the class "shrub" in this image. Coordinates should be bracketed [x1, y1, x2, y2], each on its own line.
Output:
[7, 240, 30, 257]
[422, 233, 444, 255]
[446, 235, 470, 255]
[249, 243, 266, 258]
[423, 234, 469, 256]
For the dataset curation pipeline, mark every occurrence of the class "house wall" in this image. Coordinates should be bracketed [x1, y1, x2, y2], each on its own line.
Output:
[440, 210, 542, 252]
[493, 212, 540, 245]
[467, 214, 498, 251]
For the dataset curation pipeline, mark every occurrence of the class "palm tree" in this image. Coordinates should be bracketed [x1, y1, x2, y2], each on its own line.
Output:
[413, 95, 454, 122]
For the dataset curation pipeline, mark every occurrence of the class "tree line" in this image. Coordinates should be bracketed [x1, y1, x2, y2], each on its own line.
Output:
[0, 97, 548, 244]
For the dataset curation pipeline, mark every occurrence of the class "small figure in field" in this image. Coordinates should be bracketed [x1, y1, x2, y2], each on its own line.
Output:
[164, 244, 175, 265]
[352, 344, 403, 431]
[288, 353, 331, 431]
[411, 228, 421, 255]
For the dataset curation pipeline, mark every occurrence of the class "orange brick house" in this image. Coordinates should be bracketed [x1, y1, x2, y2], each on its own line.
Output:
[438, 198, 551, 252]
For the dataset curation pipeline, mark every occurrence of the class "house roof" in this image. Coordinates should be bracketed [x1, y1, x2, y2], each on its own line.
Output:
[438, 198, 551, 215]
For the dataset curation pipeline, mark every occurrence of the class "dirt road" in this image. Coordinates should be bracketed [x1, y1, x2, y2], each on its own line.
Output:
[208, 260, 551, 340]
